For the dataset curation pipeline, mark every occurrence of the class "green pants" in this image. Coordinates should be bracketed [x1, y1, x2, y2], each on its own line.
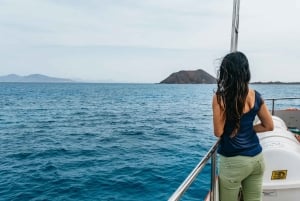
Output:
[218, 153, 265, 201]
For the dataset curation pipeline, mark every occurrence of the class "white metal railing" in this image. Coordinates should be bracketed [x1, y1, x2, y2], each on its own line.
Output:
[168, 140, 220, 201]
[265, 97, 300, 115]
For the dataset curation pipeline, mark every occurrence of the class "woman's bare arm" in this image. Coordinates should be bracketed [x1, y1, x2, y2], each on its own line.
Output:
[212, 95, 225, 137]
[253, 102, 274, 133]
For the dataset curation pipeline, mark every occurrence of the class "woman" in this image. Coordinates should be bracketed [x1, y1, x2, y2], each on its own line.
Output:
[212, 51, 274, 201]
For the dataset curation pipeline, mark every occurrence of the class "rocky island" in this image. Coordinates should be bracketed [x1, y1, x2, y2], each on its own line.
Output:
[160, 69, 216, 84]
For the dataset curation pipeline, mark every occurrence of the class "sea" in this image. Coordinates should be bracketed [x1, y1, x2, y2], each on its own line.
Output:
[0, 83, 300, 201]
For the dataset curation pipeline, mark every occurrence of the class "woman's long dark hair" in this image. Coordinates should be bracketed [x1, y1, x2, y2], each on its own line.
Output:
[216, 51, 251, 137]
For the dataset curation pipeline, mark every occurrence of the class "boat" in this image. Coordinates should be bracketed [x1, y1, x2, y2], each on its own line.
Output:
[168, 0, 300, 200]
[168, 102, 300, 201]
[258, 107, 300, 201]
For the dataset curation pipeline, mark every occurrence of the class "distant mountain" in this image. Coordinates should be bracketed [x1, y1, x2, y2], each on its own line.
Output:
[160, 69, 216, 84]
[0, 74, 74, 83]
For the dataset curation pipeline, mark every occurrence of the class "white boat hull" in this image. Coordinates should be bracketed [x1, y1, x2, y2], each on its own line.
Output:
[259, 115, 300, 201]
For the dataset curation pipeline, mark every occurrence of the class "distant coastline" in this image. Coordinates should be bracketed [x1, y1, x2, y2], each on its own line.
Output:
[0, 74, 74, 83]
[251, 81, 300, 85]
[0, 73, 299, 84]
[159, 69, 300, 85]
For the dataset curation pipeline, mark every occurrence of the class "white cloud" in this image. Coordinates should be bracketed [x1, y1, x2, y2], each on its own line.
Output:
[0, 0, 299, 82]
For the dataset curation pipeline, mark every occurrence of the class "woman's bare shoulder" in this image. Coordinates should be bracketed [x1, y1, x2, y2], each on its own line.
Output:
[245, 88, 255, 112]
[248, 88, 255, 98]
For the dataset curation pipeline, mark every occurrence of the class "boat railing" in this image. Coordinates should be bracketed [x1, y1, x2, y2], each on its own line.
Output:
[168, 140, 220, 201]
[265, 97, 300, 115]
[168, 98, 300, 201]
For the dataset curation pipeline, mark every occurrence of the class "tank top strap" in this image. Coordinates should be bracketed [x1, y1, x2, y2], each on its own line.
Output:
[254, 90, 263, 109]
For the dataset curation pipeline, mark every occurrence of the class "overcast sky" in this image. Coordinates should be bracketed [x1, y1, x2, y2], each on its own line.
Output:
[0, 0, 299, 83]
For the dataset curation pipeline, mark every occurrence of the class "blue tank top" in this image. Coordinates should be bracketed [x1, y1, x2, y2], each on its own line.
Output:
[218, 90, 264, 157]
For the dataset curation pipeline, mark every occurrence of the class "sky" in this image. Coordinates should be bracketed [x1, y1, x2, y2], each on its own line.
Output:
[0, 0, 299, 83]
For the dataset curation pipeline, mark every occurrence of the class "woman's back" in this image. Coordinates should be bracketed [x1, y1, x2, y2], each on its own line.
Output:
[218, 89, 263, 157]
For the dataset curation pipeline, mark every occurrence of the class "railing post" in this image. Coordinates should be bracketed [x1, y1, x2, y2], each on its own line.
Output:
[210, 150, 217, 201]
[272, 99, 275, 115]
[230, 0, 240, 52]
[168, 140, 220, 201]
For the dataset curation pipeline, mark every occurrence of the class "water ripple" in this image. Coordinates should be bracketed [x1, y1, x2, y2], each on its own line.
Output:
[0, 83, 299, 201]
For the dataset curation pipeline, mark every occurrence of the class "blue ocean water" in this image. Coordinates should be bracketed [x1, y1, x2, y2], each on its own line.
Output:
[0, 83, 299, 201]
